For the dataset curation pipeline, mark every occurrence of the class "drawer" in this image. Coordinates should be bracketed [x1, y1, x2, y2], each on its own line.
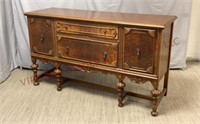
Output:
[123, 28, 156, 73]
[57, 37, 118, 67]
[28, 17, 54, 56]
[55, 20, 118, 40]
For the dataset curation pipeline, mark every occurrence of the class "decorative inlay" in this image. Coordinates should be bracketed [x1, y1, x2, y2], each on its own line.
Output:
[30, 18, 35, 24]
[125, 28, 155, 38]
[57, 36, 62, 42]
[33, 46, 53, 55]
[58, 51, 65, 57]
[45, 20, 51, 27]
[123, 62, 129, 68]
[48, 50, 53, 55]
[30, 18, 51, 28]
[111, 61, 117, 67]
[56, 21, 118, 39]
[125, 28, 131, 34]
[146, 66, 153, 73]
[33, 47, 38, 53]
[148, 30, 156, 37]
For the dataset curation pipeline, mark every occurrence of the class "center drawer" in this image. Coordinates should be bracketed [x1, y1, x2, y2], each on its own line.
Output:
[57, 37, 118, 67]
[55, 20, 118, 40]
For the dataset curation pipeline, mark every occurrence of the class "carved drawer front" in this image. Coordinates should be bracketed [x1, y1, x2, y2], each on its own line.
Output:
[55, 20, 118, 40]
[123, 28, 156, 73]
[29, 18, 54, 56]
[57, 37, 118, 67]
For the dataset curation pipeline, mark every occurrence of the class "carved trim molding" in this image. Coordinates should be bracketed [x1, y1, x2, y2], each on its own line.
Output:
[127, 76, 149, 84]
[123, 62, 153, 73]
[39, 58, 49, 64]
[74, 66, 95, 73]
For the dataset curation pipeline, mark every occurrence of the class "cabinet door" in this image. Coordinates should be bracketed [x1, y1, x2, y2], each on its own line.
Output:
[28, 17, 54, 56]
[123, 28, 156, 73]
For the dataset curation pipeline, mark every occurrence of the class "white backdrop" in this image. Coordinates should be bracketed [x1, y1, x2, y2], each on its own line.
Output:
[0, 0, 18, 83]
[0, 0, 192, 83]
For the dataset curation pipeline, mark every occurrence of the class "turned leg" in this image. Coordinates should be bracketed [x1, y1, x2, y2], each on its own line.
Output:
[163, 70, 169, 96]
[31, 58, 39, 86]
[151, 81, 160, 116]
[116, 75, 125, 107]
[54, 65, 62, 91]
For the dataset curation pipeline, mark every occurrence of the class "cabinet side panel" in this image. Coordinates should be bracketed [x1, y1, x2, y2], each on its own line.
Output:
[158, 24, 172, 80]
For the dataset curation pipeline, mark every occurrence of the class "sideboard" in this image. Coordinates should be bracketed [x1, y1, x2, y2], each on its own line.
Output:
[25, 8, 176, 116]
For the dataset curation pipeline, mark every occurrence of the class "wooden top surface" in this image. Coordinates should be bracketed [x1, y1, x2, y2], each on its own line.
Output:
[25, 8, 176, 28]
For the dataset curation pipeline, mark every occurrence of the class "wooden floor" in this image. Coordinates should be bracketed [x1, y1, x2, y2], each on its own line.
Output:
[0, 61, 200, 124]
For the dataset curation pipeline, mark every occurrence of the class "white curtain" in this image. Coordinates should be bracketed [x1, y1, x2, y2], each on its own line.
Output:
[0, 0, 18, 83]
[0, 0, 192, 83]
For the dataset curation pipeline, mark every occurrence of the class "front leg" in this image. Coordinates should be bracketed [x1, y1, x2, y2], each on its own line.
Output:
[31, 58, 39, 86]
[151, 81, 160, 116]
[54, 63, 62, 91]
[116, 74, 125, 107]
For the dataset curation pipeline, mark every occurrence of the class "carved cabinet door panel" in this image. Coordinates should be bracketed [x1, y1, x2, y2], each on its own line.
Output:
[123, 28, 156, 73]
[28, 17, 54, 56]
[57, 37, 118, 67]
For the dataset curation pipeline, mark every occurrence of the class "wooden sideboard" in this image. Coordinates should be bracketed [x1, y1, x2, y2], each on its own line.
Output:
[25, 8, 176, 116]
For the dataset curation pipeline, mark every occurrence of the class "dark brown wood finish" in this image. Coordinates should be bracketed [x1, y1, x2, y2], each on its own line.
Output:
[28, 17, 54, 56]
[55, 20, 119, 40]
[25, 8, 176, 116]
[57, 37, 118, 67]
[123, 28, 156, 73]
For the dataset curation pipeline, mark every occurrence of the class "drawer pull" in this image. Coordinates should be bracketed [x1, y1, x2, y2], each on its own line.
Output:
[65, 46, 70, 54]
[103, 51, 108, 61]
[136, 48, 140, 56]
[40, 34, 44, 42]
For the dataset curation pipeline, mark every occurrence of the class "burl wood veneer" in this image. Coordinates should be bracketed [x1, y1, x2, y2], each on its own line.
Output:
[25, 8, 176, 116]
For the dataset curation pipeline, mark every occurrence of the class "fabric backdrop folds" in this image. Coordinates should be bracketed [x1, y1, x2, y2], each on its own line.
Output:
[0, 0, 18, 83]
[0, 0, 192, 83]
